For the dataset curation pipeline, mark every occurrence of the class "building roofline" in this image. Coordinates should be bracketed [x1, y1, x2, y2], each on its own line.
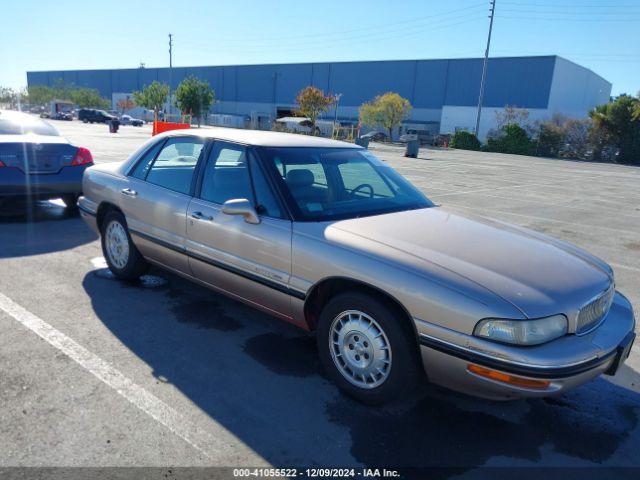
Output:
[553, 55, 612, 87]
[26, 55, 561, 75]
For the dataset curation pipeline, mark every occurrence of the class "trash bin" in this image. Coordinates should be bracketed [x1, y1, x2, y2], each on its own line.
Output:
[405, 139, 419, 158]
[355, 136, 370, 149]
[109, 119, 120, 133]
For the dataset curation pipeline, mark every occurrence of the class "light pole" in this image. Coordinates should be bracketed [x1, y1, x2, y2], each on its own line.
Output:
[475, 0, 496, 138]
[333, 93, 343, 138]
[168, 33, 173, 120]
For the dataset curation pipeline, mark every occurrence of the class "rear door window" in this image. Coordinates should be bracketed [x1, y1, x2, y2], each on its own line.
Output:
[144, 137, 204, 194]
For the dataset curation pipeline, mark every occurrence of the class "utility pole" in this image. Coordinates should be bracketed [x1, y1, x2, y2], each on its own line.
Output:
[475, 0, 496, 138]
[168, 33, 173, 119]
[333, 93, 343, 138]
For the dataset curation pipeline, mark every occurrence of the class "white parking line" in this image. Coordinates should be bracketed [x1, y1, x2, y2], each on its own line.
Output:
[0, 292, 243, 462]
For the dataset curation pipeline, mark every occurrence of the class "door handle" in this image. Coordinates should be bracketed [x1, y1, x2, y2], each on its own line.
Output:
[191, 211, 213, 221]
[121, 188, 138, 197]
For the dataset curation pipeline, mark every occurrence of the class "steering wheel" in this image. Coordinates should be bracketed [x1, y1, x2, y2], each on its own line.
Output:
[350, 183, 374, 199]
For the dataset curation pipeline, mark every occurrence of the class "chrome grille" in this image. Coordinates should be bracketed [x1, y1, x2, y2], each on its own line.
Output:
[577, 285, 614, 334]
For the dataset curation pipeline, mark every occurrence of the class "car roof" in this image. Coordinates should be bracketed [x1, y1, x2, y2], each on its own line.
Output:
[160, 127, 362, 149]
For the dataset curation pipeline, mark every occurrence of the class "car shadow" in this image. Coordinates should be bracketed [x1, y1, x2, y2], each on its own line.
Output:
[0, 200, 97, 258]
[82, 268, 640, 475]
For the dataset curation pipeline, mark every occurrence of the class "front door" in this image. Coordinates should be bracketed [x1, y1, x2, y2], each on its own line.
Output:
[119, 136, 204, 273]
[186, 141, 293, 318]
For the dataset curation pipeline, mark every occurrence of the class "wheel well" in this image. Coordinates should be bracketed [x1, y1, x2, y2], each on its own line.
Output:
[96, 202, 121, 232]
[304, 277, 419, 345]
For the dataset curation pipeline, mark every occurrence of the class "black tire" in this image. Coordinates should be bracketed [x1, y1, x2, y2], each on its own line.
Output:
[61, 194, 79, 209]
[316, 292, 421, 405]
[100, 210, 148, 280]
[82, 118, 88, 123]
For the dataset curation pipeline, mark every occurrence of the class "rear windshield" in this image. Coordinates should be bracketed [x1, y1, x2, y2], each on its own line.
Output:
[0, 111, 59, 136]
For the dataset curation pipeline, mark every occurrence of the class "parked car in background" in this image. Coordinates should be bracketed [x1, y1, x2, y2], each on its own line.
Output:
[0, 110, 93, 208]
[78, 108, 115, 124]
[361, 131, 388, 142]
[49, 100, 74, 121]
[78, 129, 635, 405]
[120, 114, 144, 127]
[432, 133, 452, 147]
[404, 129, 434, 145]
[53, 111, 73, 121]
[275, 117, 334, 136]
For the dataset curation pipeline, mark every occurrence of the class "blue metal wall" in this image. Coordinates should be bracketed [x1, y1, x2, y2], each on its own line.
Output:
[27, 56, 557, 109]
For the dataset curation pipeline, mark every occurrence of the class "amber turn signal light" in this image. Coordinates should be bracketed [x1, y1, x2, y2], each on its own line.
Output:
[467, 364, 551, 389]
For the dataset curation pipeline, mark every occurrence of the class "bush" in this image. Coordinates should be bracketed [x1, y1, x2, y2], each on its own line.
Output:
[536, 122, 564, 157]
[485, 123, 535, 155]
[450, 131, 481, 150]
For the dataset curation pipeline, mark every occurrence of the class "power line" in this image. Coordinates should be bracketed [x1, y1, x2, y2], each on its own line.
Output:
[179, 3, 487, 48]
[500, 1, 640, 7]
[496, 15, 640, 21]
[179, 13, 487, 54]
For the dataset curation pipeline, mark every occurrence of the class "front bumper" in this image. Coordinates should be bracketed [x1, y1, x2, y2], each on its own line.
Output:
[78, 196, 100, 234]
[0, 165, 88, 199]
[416, 291, 636, 400]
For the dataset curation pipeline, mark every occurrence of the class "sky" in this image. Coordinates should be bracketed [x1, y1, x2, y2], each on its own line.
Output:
[1, 0, 638, 96]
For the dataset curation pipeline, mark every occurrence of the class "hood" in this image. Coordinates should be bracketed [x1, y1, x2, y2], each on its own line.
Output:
[329, 207, 612, 318]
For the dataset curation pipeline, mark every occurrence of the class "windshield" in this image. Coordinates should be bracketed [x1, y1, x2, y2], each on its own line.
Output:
[0, 111, 59, 136]
[259, 147, 433, 221]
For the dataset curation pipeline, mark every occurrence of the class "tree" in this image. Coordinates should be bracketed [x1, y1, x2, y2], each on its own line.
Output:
[117, 97, 135, 113]
[0, 87, 19, 109]
[294, 86, 335, 134]
[174, 76, 214, 126]
[359, 92, 412, 141]
[133, 81, 169, 120]
[495, 105, 530, 129]
[589, 94, 640, 164]
[26, 85, 55, 106]
[69, 87, 109, 109]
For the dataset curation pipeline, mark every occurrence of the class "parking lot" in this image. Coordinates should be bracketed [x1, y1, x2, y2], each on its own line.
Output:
[1, 120, 639, 475]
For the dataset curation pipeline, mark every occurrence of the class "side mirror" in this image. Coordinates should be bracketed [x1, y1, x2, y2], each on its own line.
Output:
[221, 198, 260, 224]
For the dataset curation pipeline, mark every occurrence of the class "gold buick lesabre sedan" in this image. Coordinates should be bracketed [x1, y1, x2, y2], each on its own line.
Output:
[78, 129, 635, 405]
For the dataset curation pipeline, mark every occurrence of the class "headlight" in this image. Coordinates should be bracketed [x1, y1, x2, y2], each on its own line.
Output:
[473, 315, 568, 346]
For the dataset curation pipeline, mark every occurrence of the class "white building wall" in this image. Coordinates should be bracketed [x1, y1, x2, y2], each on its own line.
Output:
[439, 106, 550, 140]
[547, 57, 611, 119]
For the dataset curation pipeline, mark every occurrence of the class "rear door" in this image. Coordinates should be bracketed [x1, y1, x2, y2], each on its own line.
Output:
[119, 135, 205, 274]
[186, 141, 294, 318]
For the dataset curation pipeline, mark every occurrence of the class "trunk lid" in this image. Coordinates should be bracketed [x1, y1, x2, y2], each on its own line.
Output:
[0, 135, 77, 174]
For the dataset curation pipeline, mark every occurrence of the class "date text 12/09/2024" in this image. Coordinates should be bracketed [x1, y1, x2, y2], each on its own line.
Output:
[233, 468, 400, 478]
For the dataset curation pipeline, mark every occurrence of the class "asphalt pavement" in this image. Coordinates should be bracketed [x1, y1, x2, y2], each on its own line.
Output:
[0, 119, 639, 477]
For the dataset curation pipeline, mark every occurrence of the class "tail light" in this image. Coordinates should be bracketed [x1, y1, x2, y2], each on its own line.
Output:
[0, 160, 5, 167]
[71, 147, 93, 166]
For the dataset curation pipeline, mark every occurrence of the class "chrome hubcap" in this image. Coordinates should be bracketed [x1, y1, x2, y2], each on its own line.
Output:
[105, 221, 129, 269]
[329, 310, 392, 389]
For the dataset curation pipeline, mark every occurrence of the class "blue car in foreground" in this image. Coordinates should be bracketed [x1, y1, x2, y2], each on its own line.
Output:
[0, 110, 93, 209]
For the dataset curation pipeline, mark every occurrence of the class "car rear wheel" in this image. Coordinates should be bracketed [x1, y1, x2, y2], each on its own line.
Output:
[317, 292, 420, 405]
[61, 194, 79, 210]
[101, 210, 148, 280]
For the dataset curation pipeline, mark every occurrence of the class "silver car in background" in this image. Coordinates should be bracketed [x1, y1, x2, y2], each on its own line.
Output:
[78, 128, 635, 404]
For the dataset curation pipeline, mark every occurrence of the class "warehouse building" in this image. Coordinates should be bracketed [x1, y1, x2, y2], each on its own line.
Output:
[27, 55, 611, 139]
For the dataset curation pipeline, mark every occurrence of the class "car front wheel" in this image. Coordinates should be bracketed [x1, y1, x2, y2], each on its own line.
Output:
[317, 292, 421, 405]
[101, 210, 148, 280]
